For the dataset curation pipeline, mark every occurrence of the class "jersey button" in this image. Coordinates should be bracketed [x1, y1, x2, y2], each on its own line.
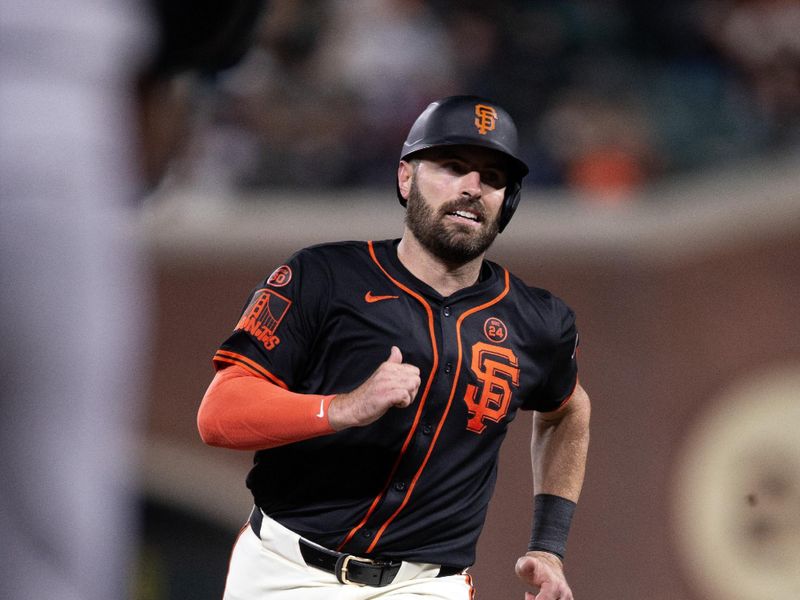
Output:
[394, 481, 406, 491]
[422, 423, 433, 435]
[362, 529, 373, 539]
[443, 306, 451, 317]
[444, 362, 452, 374]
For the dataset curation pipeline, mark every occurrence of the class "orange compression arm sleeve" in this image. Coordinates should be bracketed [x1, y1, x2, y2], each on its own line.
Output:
[197, 365, 336, 450]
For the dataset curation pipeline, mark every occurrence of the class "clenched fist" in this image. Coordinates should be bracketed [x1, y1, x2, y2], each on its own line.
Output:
[328, 346, 421, 430]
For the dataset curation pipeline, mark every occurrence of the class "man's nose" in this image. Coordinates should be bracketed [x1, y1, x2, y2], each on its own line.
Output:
[460, 170, 482, 196]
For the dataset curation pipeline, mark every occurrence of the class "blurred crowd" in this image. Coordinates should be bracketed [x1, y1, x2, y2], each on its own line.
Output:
[164, 0, 800, 203]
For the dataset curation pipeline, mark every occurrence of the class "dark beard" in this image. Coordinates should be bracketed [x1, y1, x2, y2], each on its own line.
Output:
[405, 178, 500, 264]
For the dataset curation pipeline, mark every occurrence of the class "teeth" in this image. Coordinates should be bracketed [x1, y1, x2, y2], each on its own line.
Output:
[453, 210, 478, 221]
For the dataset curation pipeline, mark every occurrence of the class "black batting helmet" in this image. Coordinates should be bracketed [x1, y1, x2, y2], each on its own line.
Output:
[397, 95, 529, 232]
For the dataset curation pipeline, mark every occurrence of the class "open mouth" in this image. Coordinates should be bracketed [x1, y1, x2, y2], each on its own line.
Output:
[446, 209, 483, 224]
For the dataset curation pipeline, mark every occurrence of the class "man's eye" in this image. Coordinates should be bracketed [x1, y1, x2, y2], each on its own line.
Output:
[482, 170, 506, 187]
[443, 161, 467, 174]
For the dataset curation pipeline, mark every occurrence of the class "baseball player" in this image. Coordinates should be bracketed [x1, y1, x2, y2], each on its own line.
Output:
[198, 95, 591, 599]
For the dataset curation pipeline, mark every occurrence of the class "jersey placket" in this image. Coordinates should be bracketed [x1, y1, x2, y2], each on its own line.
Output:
[353, 302, 459, 555]
[337, 242, 442, 554]
[340, 242, 511, 556]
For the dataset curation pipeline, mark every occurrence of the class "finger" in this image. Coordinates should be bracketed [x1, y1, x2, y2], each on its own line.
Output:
[533, 582, 559, 600]
[385, 363, 418, 377]
[377, 368, 418, 390]
[405, 363, 420, 376]
[391, 393, 412, 408]
[406, 373, 421, 399]
[387, 345, 403, 364]
[393, 383, 417, 407]
[538, 581, 570, 600]
[395, 394, 413, 408]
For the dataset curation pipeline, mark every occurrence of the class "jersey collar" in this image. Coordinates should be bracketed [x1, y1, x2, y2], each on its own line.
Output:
[372, 239, 504, 304]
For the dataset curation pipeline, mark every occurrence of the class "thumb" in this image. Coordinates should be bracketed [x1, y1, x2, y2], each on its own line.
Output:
[515, 556, 535, 579]
[387, 345, 403, 364]
[515, 556, 543, 586]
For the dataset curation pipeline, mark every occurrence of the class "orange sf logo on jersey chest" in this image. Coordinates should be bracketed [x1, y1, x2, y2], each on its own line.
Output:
[474, 104, 498, 135]
[463, 342, 519, 434]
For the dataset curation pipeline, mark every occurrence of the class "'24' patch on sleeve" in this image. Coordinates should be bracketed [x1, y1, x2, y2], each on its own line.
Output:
[234, 288, 292, 351]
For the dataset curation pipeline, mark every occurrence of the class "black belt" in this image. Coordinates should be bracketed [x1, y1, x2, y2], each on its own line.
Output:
[298, 538, 402, 587]
[248, 507, 464, 587]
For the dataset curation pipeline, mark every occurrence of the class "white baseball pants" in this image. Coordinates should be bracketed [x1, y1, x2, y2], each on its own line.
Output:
[223, 510, 475, 599]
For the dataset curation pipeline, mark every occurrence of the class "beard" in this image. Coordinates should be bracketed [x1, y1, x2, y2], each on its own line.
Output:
[405, 178, 501, 264]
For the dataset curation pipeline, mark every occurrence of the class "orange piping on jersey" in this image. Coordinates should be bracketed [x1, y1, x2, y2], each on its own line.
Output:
[366, 268, 511, 552]
[466, 572, 475, 599]
[213, 349, 289, 390]
[337, 241, 440, 552]
[554, 377, 580, 412]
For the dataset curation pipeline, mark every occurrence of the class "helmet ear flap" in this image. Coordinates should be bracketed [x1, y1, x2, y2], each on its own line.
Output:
[498, 180, 521, 233]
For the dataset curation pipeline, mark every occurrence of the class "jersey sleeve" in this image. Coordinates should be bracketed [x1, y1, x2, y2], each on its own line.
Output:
[213, 248, 329, 389]
[526, 296, 579, 412]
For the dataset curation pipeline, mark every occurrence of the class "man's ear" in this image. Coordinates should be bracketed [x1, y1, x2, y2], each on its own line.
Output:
[397, 160, 414, 201]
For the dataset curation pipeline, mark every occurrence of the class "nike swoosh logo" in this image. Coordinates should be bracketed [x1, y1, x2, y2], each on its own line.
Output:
[364, 291, 399, 303]
[316, 398, 325, 418]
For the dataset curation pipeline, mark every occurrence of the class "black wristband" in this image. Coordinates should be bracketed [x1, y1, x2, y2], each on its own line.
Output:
[528, 493, 576, 560]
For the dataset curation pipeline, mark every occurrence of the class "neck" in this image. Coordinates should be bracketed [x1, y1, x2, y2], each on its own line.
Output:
[397, 230, 485, 297]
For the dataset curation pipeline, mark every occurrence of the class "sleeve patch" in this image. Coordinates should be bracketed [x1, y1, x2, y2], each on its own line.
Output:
[267, 265, 292, 287]
[234, 288, 292, 351]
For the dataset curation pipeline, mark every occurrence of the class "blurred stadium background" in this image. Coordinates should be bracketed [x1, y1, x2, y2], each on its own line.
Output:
[4, 1, 800, 599]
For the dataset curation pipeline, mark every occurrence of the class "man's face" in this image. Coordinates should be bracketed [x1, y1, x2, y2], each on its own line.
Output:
[403, 146, 509, 264]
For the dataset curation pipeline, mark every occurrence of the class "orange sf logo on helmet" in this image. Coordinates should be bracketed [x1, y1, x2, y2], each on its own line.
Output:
[474, 104, 498, 135]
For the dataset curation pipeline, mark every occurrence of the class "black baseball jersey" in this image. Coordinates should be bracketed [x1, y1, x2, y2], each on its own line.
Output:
[214, 239, 579, 568]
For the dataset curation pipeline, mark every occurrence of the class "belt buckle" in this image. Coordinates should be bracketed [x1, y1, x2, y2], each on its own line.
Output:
[338, 554, 374, 586]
